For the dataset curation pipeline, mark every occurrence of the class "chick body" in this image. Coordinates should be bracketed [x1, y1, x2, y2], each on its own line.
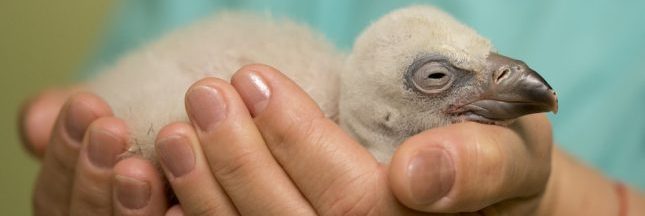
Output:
[90, 12, 342, 160]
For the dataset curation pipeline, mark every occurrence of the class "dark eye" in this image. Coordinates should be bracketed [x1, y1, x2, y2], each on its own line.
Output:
[411, 62, 454, 94]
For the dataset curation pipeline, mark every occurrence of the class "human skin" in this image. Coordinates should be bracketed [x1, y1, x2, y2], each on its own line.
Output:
[21, 64, 645, 215]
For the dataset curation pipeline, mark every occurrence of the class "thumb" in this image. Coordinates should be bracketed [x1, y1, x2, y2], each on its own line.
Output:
[389, 115, 552, 213]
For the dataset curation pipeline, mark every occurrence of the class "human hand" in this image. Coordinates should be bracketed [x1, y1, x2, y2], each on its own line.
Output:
[23, 65, 644, 215]
[390, 115, 553, 215]
[21, 90, 168, 215]
[154, 64, 554, 215]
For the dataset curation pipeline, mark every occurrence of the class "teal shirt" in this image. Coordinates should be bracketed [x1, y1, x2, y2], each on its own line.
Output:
[88, 0, 645, 189]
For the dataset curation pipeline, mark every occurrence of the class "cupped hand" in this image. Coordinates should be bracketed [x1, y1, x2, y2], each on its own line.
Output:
[157, 64, 554, 215]
[21, 90, 168, 215]
[21, 64, 555, 215]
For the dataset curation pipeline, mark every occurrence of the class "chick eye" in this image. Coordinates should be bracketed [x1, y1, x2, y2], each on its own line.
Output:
[411, 62, 454, 94]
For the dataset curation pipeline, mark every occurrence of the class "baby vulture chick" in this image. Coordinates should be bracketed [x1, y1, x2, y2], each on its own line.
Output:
[340, 6, 558, 161]
[90, 6, 557, 163]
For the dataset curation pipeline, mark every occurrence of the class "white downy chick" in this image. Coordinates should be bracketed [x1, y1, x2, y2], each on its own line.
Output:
[340, 6, 557, 161]
[90, 6, 558, 163]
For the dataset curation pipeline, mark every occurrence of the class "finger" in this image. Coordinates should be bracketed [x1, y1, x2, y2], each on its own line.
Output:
[165, 205, 184, 216]
[389, 114, 552, 213]
[185, 77, 315, 215]
[112, 157, 167, 216]
[230, 64, 414, 215]
[68, 117, 128, 215]
[20, 88, 78, 159]
[33, 93, 112, 216]
[155, 123, 239, 216]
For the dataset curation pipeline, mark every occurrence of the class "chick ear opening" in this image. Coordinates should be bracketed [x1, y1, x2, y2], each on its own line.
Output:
[376, 107, 400, 134]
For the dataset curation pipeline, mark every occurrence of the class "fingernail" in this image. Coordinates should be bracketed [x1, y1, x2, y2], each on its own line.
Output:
[156, 135, 195, 178]
[115, 175, 151, 210]
[65, 100, 97, 143]
[407, 148, 455, 204]
[236, 72, 270, 116]
[88, 129, 125, 169]
[186, 85, 227, 131]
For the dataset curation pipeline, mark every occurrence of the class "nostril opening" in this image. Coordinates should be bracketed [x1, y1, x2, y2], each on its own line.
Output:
[495, 68, 510, 83]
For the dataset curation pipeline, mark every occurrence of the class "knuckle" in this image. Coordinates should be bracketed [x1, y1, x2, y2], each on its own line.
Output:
[317, 171, 380, 216]
[321, 189, 374, 216]
[441, 139, 508, 210]
[69, 179, 112, 215]
[212, 150, 259, 183]
[269, 115, 329, 154]
[474, 139, 508, 188]
[51, 147, 78, 175]
[288, 116, 331, 145]
[190, 201, 222, 216]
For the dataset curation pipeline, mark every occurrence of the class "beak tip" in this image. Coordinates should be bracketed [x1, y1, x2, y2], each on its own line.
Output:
[550, 91, 558, 114]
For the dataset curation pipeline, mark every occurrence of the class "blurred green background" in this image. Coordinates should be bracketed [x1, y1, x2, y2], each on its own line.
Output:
[0, 1, 112, 214]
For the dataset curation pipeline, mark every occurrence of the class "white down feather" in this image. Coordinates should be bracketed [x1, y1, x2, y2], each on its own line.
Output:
[90, 12, 343, 160]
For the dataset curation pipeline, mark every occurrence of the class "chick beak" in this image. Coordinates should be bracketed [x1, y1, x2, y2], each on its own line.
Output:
[454, 53, 558, 121]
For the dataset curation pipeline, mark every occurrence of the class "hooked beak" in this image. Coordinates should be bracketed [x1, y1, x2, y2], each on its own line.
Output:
[452, 53, 558, 122]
